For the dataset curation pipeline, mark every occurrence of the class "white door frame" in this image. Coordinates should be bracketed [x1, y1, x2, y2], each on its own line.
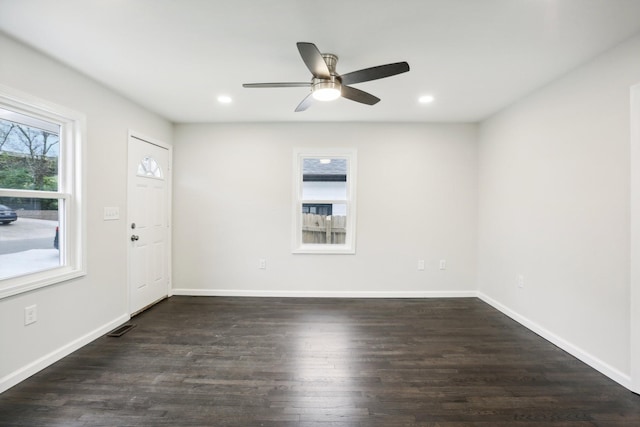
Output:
[127, 130, 173, 316]
[630, 84, 640, 394]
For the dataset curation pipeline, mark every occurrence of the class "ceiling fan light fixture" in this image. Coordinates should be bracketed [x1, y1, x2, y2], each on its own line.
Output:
[312, 81, 341, 101]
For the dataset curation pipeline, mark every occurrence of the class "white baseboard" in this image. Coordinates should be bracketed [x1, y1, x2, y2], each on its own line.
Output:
[0, 313, 130, 394]
[171, 288, 478, 298]
[477, 292, 632, 390]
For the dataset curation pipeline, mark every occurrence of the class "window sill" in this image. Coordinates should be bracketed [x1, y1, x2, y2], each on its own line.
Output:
[0, 266, 86, 300]
[293, 244, 356, 255]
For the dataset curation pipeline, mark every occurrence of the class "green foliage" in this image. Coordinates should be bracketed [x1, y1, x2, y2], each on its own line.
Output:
[0, 168, 32, 189]
[0, 152, 57, 191]
[42, 175, 58, 192]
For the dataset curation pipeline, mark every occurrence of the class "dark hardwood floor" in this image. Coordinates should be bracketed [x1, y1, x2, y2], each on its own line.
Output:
[1, 297, 639, 426]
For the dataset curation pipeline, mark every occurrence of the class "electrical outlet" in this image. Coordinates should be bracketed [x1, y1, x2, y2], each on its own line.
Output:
[258, 259, 266, 270]
[517, 274, 525, 289]
[417, 260, 425, 271]
[24, 305, 37, 325]
[439, 260, 446, 270]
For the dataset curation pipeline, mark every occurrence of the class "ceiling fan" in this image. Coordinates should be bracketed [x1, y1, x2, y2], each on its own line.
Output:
[242, 42, 410, 112]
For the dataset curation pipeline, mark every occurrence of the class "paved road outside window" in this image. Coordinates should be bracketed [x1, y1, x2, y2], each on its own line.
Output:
[0, 218, 59, 279]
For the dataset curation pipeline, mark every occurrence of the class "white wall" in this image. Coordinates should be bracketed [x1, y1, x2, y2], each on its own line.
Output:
[0, 34, 172, 391]
[478, 33, 640, 385]
[172, 122, 477, 297]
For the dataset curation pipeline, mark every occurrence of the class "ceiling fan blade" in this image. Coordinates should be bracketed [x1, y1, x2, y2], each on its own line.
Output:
[295, 93, 315, 112]
[340, 62, 410, 85]
[243, 82, 310, 88]
[297, 42, 331, 79]
[341, 85, 380, 105]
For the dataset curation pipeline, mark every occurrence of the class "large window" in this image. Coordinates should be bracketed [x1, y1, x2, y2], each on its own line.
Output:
[0, 85, 85, 298]
[292, 148, 357, 254]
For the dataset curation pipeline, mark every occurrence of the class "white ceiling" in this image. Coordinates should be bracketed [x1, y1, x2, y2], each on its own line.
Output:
[1, 0, 640, 123]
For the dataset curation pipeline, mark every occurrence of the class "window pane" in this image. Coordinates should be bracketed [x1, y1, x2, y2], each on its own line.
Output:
[0, 197, 61, 279]
[302, 158, 347, 200]
[0, 111, 60, 191]
[301, 203, 347, 244]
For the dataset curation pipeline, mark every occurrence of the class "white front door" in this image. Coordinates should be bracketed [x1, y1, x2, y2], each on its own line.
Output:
[127, 134, 171, 315]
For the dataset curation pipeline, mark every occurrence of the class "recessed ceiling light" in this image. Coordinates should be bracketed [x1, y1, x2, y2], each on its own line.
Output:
[217, 95, 233, 104]
[419, 95, 435, 104]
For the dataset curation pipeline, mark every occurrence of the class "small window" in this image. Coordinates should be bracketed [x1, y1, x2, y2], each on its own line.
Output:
[0, 85, 85, 299]
[292, 148, 357, 254]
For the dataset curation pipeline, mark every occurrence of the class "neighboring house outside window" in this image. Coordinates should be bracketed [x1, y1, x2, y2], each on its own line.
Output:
[0, 86, 85, 299]
[302, 203, 333, 216]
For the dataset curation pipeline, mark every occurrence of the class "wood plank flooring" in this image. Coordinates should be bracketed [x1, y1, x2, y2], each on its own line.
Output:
[1, 297, 639, 426]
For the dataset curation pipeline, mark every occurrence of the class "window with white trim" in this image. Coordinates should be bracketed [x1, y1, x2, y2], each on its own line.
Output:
[0, 86, 85, 299]
[292, 148, 357, 254]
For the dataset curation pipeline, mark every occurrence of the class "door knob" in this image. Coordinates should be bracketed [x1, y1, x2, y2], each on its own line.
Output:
[130, 235, 139, 242]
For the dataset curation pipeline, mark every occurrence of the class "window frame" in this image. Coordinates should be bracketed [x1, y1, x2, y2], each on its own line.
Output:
[292, 148, 357, 254]
[0, 84, 86, 299]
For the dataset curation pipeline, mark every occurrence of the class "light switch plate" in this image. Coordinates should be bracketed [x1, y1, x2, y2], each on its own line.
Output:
[104, 207, 120, 221]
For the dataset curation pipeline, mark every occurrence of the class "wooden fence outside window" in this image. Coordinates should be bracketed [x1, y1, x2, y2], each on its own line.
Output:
[302, 213, 346, 244]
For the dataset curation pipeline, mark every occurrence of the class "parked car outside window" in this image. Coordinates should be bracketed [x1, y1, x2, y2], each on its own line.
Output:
[0, 204, 18, 224]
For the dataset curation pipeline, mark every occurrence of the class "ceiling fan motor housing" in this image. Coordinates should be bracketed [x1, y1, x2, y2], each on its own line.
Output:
[321, 53, 339, 74]
[311, 53, 341, 100]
